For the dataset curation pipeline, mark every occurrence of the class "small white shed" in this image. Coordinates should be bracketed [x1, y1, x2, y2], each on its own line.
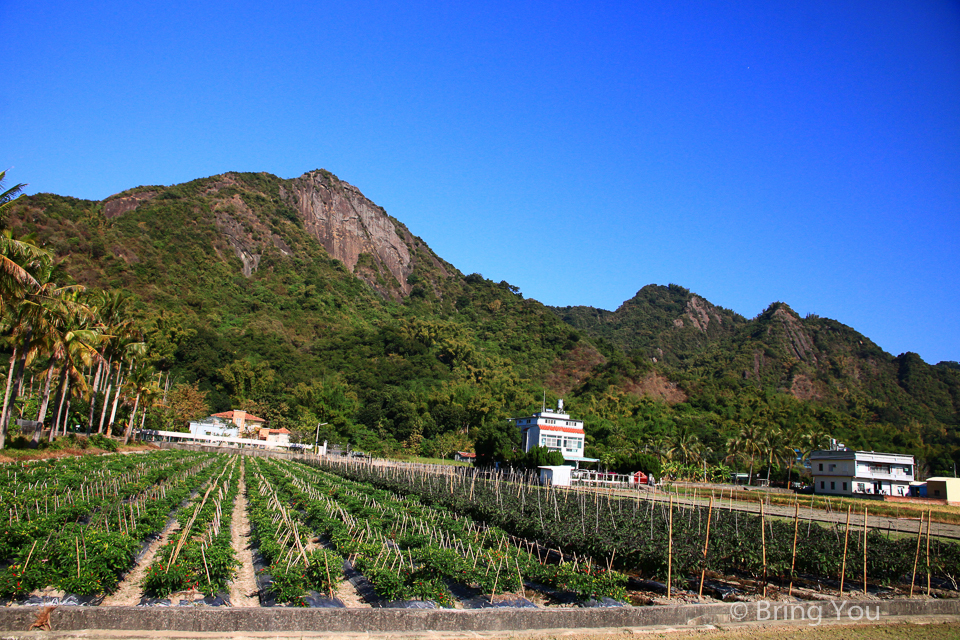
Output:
[538, 465, 572, 487]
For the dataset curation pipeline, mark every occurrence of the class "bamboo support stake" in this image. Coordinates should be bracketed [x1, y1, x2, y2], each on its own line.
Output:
[910, 511, 924, 596]
[926, 509, 932, 596]
[863, 507, 868, 595]
[201, 545, 212, 586]
[788, 502, 799, 597]
[515, 557, 524, 596]
[667, 495, 673, 599]
[839, 506, 851, 597]
[760, 500, 767, 597]
[698, 497, 714, 598]
[22, 539, 37, 573]
[323, 551, 334, 599]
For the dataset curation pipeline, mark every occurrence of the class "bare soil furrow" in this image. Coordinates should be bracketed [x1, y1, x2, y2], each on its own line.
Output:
[228, 475, 260, 607]
[101, 520, 180, 606]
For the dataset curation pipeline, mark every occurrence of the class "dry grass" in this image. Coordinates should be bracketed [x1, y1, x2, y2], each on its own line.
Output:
[0, 441, 159, 463]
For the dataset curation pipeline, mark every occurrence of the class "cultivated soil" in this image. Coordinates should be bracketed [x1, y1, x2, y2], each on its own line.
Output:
[228, 474, 260, 607]
[101, 520, 181, 606]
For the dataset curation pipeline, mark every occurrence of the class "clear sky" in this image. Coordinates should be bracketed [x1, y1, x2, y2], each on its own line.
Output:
[4, 1, 959, 364]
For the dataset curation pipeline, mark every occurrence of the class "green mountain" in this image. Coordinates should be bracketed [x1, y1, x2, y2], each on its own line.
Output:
[550, 284, 746, 366]
[6, 170, 958, 475]
[7, 170, 580, 452]
[551, 290, 960, 474]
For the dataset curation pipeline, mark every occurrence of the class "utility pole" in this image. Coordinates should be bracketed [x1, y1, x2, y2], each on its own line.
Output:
[314, 422, 328, 455]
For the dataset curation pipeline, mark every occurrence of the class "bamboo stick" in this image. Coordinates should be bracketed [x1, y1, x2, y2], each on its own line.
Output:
[910, 511, 924, 596]
[839, 506, 851, 597]
[788, 502, 799, 597]
[698, 497, 714, 598]
[863, 507, 868, 595]
[760, 500, 767, 597]
[667, 495, 673, 599]
[926, 509, 932, 596]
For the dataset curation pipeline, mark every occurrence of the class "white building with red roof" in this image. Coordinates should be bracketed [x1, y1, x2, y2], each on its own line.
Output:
[512, 399, 596, 466]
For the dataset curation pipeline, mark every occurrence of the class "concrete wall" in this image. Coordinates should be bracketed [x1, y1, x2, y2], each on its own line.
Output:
[0, 599, 957, 633]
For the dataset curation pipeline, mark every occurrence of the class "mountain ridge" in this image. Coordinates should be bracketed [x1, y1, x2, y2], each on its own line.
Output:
[6, 168, 958, 474]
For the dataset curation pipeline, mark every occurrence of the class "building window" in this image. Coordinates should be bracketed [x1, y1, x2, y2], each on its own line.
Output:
[842, 482, 847, 491]
[820, 481, 824, 489]
[831, 482, 835, 490]
[934, 489, 941, 497]
[819, 463, 823, 471]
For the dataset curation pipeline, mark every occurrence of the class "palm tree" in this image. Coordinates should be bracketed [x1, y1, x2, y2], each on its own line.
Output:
[122, 364, 158, 444]
[762, 427, 797, 486]
[725, 422, 764, 485]
[0, 171, 50, 315]
[667, 424, 704, 468]
[84, 290, 135, 435]
[0, 256, 85, 446]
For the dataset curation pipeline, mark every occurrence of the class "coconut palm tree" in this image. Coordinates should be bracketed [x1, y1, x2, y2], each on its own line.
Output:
[0, 262, 82, 446]
[0, 172, 50, 315]
[667, 424, 704, 468]
[725, 422, 765, 485]
[122, 364, 159, 444]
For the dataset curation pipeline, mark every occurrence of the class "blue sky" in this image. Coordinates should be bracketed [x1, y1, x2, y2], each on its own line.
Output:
[4, 1, 959, 364]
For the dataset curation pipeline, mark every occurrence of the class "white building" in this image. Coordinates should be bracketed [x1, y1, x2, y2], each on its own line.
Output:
[809, 446, 914, 497]
[188, 418, 239, 439]
[512, 399, 597, 466]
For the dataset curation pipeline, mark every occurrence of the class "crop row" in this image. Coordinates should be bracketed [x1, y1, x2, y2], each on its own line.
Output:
[315, 458, 960, 592]
[264, 457, 627, 605]
[142, 455, 241, 597]
[0, 451, 220, 597]
[245, 456, 343, 603]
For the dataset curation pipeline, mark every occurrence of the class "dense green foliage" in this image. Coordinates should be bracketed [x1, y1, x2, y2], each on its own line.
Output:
[4, 169, 957, 477]
[0, 451, 215, 597]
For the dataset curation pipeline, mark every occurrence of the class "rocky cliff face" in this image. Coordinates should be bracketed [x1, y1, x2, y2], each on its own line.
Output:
[283, 170, 415, 300]
[100, 170, 438, 300]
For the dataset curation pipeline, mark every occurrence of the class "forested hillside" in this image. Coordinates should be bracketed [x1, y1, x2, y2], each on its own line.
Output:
[2, 169, 957, 478]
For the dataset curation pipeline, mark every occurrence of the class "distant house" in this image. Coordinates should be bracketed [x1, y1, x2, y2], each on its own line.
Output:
[454, 451, 476, 463]
[188, 419, 239, 439]
[258, 427, 291, 445]
[210, 410, 266, 436]
[810, 446, 914, 497]
[925, 478, 960, 505]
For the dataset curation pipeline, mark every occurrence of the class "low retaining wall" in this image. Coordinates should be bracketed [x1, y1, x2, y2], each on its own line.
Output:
[157, 442, 312, 461]
[1, 599, 957, 633]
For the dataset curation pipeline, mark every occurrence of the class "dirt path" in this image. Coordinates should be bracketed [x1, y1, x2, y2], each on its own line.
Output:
[101, 520, 180, 606]
[334, 563, 370, 607]
[229, 474, 260, 607]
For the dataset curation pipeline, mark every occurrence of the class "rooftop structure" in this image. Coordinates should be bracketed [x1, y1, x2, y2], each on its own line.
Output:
[511, 398, 597, 466]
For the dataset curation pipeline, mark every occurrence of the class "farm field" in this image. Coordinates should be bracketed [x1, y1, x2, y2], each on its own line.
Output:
[0, 449, 957, 612]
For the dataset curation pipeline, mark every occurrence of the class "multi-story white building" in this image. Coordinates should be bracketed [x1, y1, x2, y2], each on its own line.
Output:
[809, 446, 914, 497]
[512, 399, 596, 466]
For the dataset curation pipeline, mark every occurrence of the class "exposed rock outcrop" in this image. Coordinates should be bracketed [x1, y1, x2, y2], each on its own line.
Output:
[285, 170, 414, 299]
[103, 191, 156, 218]
[684, 296, 720, 332]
